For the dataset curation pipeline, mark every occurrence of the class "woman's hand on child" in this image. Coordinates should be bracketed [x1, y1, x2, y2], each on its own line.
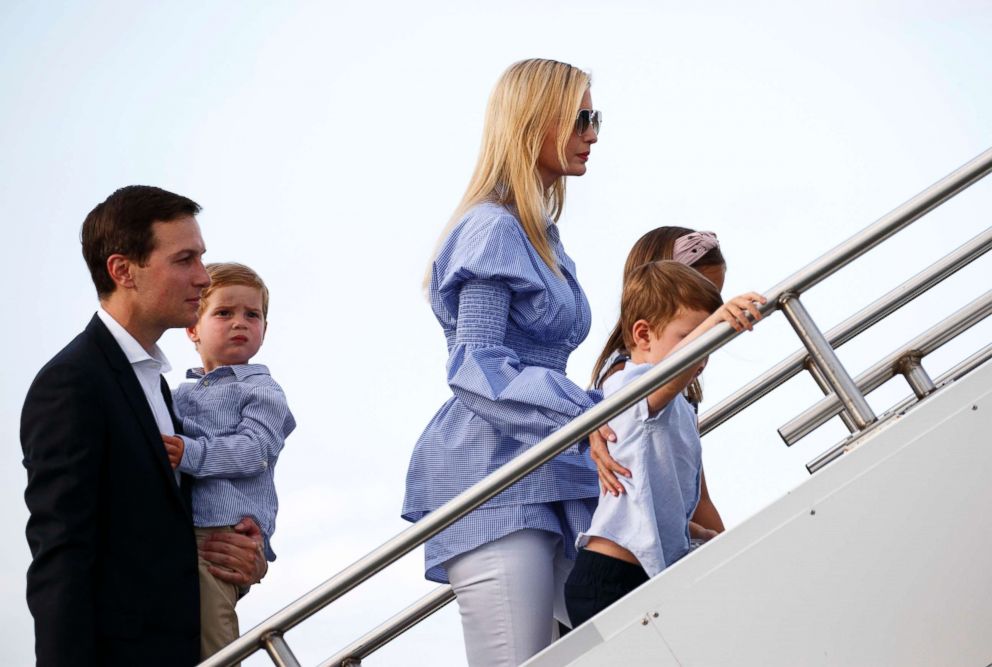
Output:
[589, 424, 630, 497]
[161, 434, 184, 469]
[713, 292, 767, 332]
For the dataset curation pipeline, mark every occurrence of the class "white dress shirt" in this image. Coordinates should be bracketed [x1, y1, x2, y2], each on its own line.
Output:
[97, 308, 179, 481]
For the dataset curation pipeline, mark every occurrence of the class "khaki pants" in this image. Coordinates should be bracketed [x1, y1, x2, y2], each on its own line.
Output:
[195, 526, 241, 662]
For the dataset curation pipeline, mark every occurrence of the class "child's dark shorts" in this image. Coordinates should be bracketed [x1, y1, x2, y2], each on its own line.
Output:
[564, 548, 650, 628]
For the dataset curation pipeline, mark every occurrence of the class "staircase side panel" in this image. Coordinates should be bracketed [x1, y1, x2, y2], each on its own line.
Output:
[529, 359, 992, 667]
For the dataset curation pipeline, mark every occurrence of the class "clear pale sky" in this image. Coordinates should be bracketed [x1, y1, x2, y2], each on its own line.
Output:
[2, 2, 990, 664]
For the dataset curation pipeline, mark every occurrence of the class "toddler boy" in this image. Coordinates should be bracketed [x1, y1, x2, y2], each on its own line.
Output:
[162, 262, 295, 659]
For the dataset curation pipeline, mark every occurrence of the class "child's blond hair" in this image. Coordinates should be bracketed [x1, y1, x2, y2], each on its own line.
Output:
[200, 262, 270, 319]
[620, 261, 722, 350]
[598, 261, 723, 394]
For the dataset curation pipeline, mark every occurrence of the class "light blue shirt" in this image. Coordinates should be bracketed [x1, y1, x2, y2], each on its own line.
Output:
[174, 364, 295, 561]
[577, 361, 702, 577]
[402, 202, 600, 583]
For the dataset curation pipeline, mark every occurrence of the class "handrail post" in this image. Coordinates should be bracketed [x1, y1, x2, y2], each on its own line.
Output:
[779, 293, 877, 430]
[264, 633, 301, 667]
[897, 354, 937, 399]
[699, 225, 992, 437]
[779, 290, 992, 446]
[805, 359, 858, 433]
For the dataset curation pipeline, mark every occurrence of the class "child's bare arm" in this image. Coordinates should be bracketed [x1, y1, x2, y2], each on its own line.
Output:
[691, 469, 725, 533]
[646, 292, 767, 414]
[645, 366, 703, 414]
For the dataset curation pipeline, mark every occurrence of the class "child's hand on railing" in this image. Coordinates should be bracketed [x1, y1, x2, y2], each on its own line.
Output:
[710, 292, 767, 332]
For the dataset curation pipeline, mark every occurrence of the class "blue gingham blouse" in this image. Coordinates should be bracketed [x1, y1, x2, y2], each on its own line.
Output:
[174, 364, 296, 561]
[402, 202, 601, 583]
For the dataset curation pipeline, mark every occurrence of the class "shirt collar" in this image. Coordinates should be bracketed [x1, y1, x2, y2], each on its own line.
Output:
[186, 363, 270, 381]
[97, 307, 171, 373]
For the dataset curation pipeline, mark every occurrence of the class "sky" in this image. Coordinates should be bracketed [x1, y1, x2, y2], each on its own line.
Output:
[1, 1, 991, 665]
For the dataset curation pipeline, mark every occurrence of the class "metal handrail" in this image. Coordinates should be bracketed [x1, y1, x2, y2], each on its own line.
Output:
[201, 146, 992, 666]
[779, 294, 879, 427]
[778, 289, 992, 445]
[316, 226, 992, 666]
[698, 225, 992, 437]
[203, 308, 755, 666]
[806, 341, 992, 473]
[320, 586, 456, 667]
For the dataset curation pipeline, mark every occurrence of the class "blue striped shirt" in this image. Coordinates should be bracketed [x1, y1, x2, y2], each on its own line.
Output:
[174, 364, 296, 561]
[402, 202, 601, 583]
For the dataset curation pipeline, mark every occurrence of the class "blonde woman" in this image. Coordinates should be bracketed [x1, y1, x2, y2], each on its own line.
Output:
[402, 59, 604, 665]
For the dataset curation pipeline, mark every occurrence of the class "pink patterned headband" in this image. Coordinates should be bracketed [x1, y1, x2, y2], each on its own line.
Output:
[673, 231, 719, 266]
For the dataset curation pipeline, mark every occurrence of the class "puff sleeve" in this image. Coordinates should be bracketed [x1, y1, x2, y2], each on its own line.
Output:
[435, 213, 600, 447]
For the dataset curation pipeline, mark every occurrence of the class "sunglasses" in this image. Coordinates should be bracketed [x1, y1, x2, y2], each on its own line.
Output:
[575, 109, 602, 135]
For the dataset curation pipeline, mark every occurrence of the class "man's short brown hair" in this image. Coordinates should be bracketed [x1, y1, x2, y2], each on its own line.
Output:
[81, 185, 201, 298]
[200, 262, 270, 320]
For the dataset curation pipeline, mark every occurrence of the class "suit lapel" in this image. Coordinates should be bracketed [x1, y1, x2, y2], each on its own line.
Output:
[87, 315, 188, 513]
[161, 376, 194, 513]
[161, 376, 183, 434]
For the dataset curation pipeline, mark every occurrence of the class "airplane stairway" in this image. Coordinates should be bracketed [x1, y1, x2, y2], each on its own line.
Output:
[526, 356, 992, 667]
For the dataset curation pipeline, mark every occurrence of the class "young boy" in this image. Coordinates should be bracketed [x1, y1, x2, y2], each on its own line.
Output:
[161, 262, 296, 659]
[565, 261, 765, 628]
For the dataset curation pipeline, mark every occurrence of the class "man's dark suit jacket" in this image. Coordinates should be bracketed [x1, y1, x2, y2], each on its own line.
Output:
[21, 314, 200, 666]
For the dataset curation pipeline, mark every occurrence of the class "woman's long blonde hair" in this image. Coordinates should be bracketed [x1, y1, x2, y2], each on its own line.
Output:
[425, 59, 591, 286]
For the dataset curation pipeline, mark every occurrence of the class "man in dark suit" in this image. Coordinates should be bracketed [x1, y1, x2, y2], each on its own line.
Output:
[22, 186, 265, 666]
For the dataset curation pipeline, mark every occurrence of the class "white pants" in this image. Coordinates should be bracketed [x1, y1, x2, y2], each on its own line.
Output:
[445, 529, 574, 667]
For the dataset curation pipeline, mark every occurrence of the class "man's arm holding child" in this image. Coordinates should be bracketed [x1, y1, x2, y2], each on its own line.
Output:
[202, 517, 269, 586]
[162, 436, 269, 584]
